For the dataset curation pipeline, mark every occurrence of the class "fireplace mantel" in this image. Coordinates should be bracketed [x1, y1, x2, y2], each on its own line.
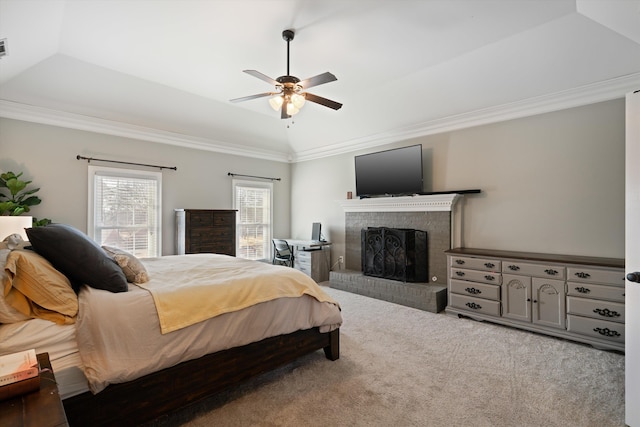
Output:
[338, 193, 462, 213]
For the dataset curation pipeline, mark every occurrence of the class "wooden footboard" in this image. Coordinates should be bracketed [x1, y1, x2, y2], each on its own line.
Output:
[63, 327, 339, 427]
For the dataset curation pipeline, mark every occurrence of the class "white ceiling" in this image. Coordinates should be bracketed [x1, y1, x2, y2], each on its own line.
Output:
[1, 0, 639, 162]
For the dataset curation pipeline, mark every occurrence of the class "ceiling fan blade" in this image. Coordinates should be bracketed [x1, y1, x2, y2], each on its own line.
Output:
[304, 92, 343, 110]
[243, 70, 279, 86]
[281, 100, 290, 119]
[230, 92, 275, 103]
[299, 72, 337, 89]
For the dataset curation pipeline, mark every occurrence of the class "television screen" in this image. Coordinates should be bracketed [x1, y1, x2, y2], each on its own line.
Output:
[355, 144, 423, 197]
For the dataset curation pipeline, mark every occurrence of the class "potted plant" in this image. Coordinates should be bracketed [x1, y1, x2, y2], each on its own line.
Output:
[0, 171, 51, 226]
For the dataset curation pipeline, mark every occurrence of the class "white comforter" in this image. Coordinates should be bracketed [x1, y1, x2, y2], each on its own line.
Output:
[76, 255, 342, 394]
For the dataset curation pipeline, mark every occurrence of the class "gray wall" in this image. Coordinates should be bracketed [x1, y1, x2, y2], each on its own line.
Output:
[1, 99, 625, 263]
[0, 118, 292, 256]
[291, 99, 626, 265]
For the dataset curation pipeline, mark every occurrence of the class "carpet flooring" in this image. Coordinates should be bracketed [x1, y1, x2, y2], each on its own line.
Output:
[147, 285, 625, 427]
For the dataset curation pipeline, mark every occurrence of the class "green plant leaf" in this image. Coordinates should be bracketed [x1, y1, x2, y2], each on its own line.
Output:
[0, 171, 43, 217]
[21, 196, 41, 207]
[33, 217, 52, 227]
[12, 207, 26, 216]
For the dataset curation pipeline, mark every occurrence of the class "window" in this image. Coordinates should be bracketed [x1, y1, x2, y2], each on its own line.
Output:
[232, 179, 273, 260]
[88, 166, 162, 258]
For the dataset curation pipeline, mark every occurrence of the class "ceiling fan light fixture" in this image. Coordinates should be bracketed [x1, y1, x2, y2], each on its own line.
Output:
[291, 93, 305, 109]
[286, 102, 299, 116]
[269, 96, 283, 111]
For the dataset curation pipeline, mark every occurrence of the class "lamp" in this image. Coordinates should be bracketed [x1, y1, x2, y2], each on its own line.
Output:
[269, 96, 283, 111]
[0, 216, 32, 241]
[268, 84, 306, 116]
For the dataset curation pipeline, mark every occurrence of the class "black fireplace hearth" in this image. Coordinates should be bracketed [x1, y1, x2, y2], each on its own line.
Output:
[361, 227, 428, 282]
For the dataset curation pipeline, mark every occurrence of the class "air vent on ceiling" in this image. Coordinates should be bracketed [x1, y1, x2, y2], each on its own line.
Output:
[0, 39, 7, 58]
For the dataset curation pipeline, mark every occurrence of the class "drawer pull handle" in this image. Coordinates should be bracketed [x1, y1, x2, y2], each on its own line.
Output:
[575, 286, 591, 294]
[593, 308, 621, 318]
[575, 272, 591, 279]
[508, 265, 520, 271]
[484, 275, 495, 281]
[465, 287, 482, 295]
[544, 269, 558, 276]
[484, 262, 495, 269]
[593, 327, 621, 338]
[456, 271, 465, 277]
[455, 259, 465, 265]
[465, 302, 482, 310]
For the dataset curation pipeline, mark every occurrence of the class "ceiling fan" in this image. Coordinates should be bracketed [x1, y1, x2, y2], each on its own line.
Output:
[230, 29, 342, 119]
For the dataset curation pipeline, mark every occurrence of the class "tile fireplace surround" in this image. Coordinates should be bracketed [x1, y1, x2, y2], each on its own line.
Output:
[329, 193, 467, 313]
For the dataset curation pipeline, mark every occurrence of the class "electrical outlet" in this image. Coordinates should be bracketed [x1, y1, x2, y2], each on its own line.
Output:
[338, 256, 344, 264]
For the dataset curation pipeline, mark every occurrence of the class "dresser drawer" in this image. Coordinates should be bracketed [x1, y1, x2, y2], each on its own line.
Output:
[502, 261, 565, 279]
[211, 227, 234, 239]
[187, 211, 214, 226]
[450, 279, 500, 300]
[295, 263, 311, 275]
[450, 256, 501, 272]
[566, 267, 625, 286]
[213, 213, 235, 226]
[296, 250, 312, 261]
[295, 258, 311, 269]
[188, 229, 215, 245]
[450, 268, 501, 285]
[450, 293, 501, 317]
[567, 297, 624, 323]
[567, 282, 625, 302]
[567, 315, 625, 343]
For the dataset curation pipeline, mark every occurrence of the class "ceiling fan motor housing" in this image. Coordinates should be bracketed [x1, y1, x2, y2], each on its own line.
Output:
[282, 29, 295, 42]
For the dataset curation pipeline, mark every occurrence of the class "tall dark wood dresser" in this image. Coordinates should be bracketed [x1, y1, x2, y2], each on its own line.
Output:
[175, 209, 237, 256]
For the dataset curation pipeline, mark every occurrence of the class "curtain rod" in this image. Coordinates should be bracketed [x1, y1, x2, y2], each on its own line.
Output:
[76, 155, 177, 171]
[227, 172, 281, 181]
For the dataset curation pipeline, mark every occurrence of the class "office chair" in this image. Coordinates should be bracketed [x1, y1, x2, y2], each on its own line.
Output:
[272, 239, 294, 267]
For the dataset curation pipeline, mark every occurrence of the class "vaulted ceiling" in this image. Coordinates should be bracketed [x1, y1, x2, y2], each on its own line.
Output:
[1, 0, 639, 162]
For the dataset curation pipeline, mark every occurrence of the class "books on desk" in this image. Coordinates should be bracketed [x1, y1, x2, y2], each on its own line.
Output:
[0, 349, 41, 400]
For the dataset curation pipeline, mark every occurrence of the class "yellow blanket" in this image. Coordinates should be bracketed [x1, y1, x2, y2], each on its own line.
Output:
[137, 254, 339, 334]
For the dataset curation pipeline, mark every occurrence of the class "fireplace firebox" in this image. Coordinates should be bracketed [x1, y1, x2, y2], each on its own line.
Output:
[361, 227, 428, 282]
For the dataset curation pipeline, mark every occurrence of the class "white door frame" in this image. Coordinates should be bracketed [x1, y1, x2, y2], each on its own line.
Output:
[625, 90, 640, 427]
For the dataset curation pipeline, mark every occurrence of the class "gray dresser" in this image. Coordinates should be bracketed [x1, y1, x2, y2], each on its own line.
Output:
[445, 248, 625, 351]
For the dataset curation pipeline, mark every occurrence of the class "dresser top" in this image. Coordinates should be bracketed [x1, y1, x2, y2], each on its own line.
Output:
[445, 247, 624, 269]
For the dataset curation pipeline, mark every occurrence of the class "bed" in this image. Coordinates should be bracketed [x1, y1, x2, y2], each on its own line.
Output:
[0, 224, 342, 426]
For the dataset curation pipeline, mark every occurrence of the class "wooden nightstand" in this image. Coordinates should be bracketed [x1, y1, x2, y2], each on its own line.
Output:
[0, 353, 69, 427]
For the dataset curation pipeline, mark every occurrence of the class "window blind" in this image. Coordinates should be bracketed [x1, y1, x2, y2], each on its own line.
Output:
[233, 180, 272, 260]
[89, 166, 162, 258]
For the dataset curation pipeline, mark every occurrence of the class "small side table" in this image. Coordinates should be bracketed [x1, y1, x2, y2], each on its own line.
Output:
[0, 352, 69, 427]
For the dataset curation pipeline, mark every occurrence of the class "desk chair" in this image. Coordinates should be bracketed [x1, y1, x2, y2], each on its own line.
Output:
[272, 239, 294, 267]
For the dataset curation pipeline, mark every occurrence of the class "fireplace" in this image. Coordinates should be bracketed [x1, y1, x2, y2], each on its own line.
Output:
[361, 227, 427, 282]
[330, 193, 470, 313]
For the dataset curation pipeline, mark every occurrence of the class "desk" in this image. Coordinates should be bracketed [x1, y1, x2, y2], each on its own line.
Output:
[280, 240, 331, 283]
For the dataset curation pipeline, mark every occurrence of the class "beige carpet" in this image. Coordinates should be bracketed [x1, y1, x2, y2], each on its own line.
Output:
[148, 285, 625, 427]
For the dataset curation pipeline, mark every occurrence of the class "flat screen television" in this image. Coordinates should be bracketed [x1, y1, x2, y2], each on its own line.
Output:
[355, 144, 423, 197]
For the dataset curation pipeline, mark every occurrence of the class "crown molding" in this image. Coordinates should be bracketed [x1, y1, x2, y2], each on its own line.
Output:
[294, 72, 640, 162]
[2, 72, 638, 164]
[0, 100, 293, 163]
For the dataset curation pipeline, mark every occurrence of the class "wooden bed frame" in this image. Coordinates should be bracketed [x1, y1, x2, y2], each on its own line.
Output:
[62, 327, 339, 426]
